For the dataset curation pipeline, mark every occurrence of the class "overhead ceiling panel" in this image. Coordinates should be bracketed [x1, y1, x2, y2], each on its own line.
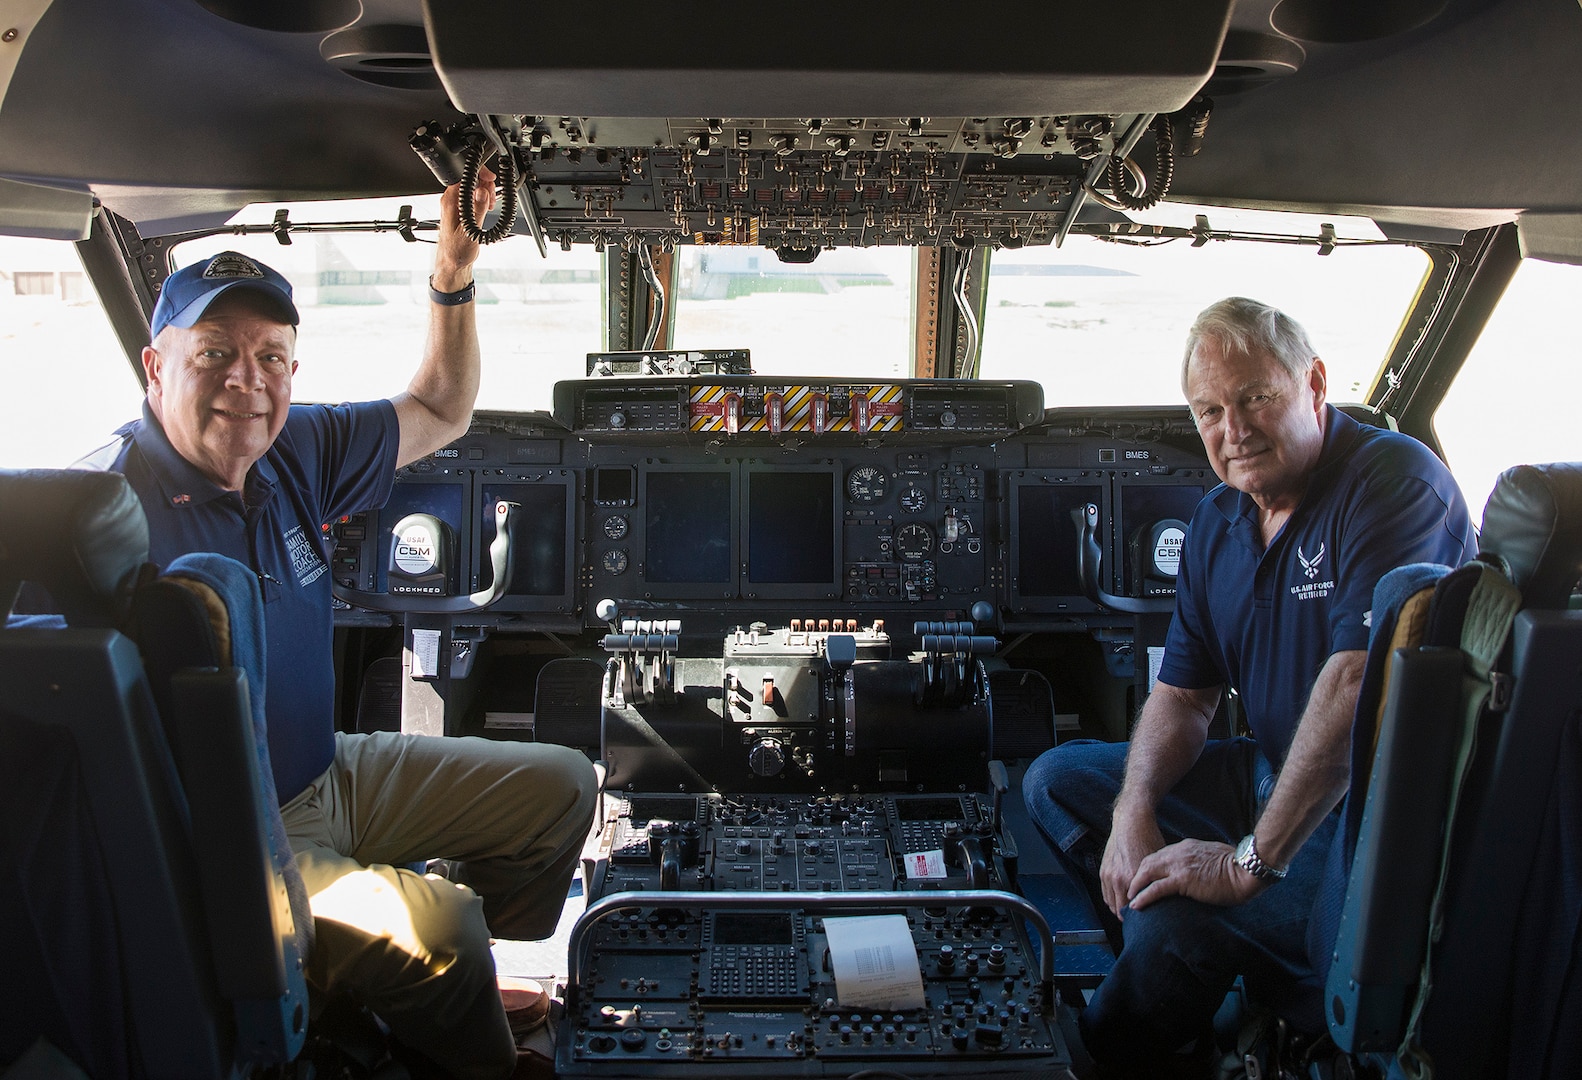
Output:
[425, 0, 1234, 118]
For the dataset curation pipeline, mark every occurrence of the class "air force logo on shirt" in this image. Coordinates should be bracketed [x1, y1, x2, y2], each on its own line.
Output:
[1291, 542, 1335, 601]
[1298, 543, 1325, 579]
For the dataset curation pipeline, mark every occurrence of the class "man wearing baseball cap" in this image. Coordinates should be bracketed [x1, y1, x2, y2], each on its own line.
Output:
[94, 172, 597, 1077]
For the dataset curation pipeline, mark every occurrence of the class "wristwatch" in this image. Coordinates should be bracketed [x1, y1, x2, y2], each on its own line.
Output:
[428, 276, 477, 306]
[1233, 833, 1288, 882]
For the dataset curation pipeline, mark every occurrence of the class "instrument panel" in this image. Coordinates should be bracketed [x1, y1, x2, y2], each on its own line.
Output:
[322, 378, 1217, 1077]
[327, 379, 1212, 633]
[563, 791, 1067, 1077]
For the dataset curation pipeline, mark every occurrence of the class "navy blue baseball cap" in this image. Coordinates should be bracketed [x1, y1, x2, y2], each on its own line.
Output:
[150, 251, 300, 339]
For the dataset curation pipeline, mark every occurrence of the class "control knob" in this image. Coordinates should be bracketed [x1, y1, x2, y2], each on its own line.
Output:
[749, 737, 787, 777]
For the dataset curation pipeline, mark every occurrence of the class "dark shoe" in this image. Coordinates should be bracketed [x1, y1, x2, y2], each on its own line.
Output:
[499, 975, 550, 1038]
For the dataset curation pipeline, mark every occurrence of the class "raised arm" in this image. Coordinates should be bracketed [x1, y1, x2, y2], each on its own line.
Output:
[393, 165, 497, 467]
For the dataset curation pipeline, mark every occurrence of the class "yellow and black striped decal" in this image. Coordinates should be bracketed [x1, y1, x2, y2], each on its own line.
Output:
[689, 385, 905, 433]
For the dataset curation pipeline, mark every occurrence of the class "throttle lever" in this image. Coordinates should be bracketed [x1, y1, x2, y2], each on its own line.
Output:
[952, 832, 992, 890]
[987, 759, 1009, 835]
[647, 821, 701, 890]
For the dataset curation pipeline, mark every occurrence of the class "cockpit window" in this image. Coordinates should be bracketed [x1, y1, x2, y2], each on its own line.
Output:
[172, 196, 602, 412]
[169, 200, 1429, 415]
[1434, 255, 1582, 515]
[979, 205, 1430, 407]
[0, 236, 139, 468]
[672, 247, 914, 378]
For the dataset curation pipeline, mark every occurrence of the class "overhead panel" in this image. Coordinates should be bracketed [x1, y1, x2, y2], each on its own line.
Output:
[518, 117, 1136, 251]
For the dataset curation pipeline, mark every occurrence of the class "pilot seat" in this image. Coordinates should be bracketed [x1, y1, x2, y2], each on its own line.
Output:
[1317, 461, 1582, 1080]
[0, 468, 310, 1077]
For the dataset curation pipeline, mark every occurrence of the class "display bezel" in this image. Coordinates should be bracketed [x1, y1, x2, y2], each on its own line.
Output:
[638, 465, 740, 598]
[372, 478, 470, 595]
[1007, 471, 1110, 613]
[472, 473, 578, 613]
[1114, 476, 1208, 600]
[742, 464, 842, 600]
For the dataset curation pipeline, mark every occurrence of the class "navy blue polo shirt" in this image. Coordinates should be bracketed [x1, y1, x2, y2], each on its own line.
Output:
[1159, 406, 1476, 769]
[109, 400, 398, 801]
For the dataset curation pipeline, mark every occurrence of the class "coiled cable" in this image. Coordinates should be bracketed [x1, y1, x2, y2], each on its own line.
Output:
[1106, 114, 1175, 212]
[1086, 157, 1148, 214]
[458, 141, 519, 244]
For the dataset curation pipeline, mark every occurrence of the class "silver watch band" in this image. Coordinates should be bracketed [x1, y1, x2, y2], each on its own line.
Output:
[1234, 833, 1288, 881]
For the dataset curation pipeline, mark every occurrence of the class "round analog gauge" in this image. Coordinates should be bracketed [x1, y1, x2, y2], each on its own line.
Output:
[893, 522, 935, 561]
[897, 482, 929, 514]
[846, 464, 889, 504]
[601, 549, 629, 575]
[603, 514, 629, 540]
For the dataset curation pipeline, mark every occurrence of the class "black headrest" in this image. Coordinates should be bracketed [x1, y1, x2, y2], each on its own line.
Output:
[1478, 462, 1582, 610]
[0, 469, 150, 623]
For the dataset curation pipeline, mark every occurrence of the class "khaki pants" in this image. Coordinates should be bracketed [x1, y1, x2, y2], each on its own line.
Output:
[280, 731, 598, 1079]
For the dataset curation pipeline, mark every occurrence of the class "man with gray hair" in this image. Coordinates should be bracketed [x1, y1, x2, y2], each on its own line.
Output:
[1023, 296, 1475, 1074]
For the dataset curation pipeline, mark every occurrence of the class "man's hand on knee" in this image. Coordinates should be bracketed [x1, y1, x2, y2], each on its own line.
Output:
[1100, 810, 1165, 919]
[1126, 838, 1267, 910]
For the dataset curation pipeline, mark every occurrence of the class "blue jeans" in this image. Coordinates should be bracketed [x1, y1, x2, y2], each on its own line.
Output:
[1022, 737, 1337, 1068]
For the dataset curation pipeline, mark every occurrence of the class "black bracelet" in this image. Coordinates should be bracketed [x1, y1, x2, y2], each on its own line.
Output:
[428, 276, 476, 306]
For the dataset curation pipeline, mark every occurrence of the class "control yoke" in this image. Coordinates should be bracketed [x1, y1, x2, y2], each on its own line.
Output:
[1073, 501, 1103, 602]
[331, 500, 519, 614]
